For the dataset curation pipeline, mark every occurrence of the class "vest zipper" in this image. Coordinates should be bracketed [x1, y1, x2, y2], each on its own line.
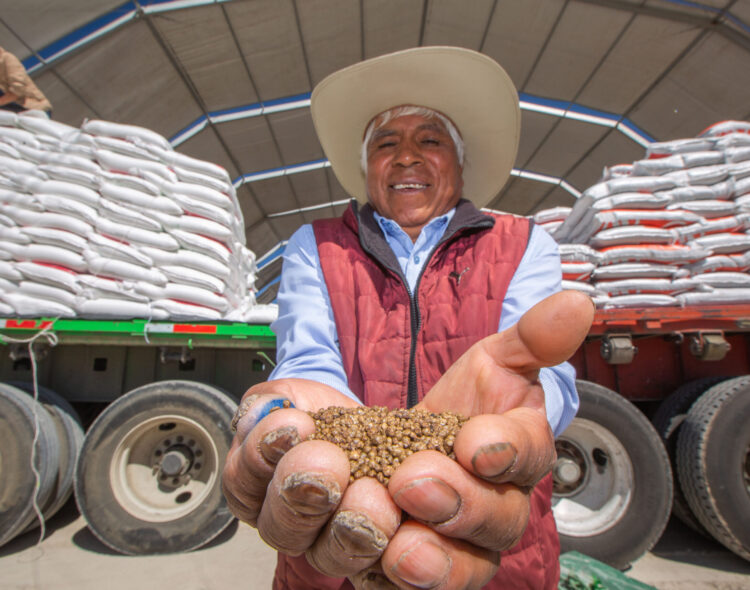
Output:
[356, 201, 495, 408]
[406, 286, 421, 408]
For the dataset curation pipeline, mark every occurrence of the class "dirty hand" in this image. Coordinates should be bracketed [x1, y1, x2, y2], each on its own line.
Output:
[221, 290, 594, 589]
[374, 289, 595, 588]
[222, 378, 401, 577]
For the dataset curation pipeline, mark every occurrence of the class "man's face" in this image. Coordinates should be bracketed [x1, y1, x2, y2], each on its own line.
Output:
[365, 112, 463, 241]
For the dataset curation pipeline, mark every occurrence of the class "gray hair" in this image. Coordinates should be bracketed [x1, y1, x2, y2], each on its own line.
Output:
[360, 106, 465, 174]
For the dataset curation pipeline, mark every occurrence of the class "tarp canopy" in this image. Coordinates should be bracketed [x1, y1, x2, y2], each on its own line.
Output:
[4, 0, 750, 300]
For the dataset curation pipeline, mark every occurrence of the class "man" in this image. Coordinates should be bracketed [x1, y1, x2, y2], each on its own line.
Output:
[0, 46, 52, 114]
[223, 46, 594, 589]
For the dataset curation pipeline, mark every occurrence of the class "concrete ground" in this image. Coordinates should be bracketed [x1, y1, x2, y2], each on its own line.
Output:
[1, 500, 749, 590]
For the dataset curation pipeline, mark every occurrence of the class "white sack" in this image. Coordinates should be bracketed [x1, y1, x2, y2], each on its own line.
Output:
[160, 265, 226, 293]
[16, 115, 78, 141]
[533, 206, 571, 224]
[138, 246, 231, 281]
[667, 199, 737, 218]
[35, 193, 99, 225]
[169, 229, 232, 264]
[689, 233, 750, 254]
[150, 298, 222, 321]
[692, 272, 750, 288]
[33, 179, 100, 207]
[677, 289, 750, 305]
[82, 119, 172, 151]
[0, 225, 31, 244]
[85, 250, 167, 285]
[601, 294, 679, 308]
[592, 263, 686, 280]
[0, 260, 23, 281]
[100, 182, 182, 215]
[600, 244, 711, 265]
[3, 205, 93, 236]
[8, 242, 87, 271]
[95, 149, 177, 183]
[561, 261, 595, 281]
[593, 192, 672, 210]
[700, 121, 750, 137]
[97, 197, 163, 231]
[21, 227, 87, 252]
[589, 226, 678, 249]
[17, 280, 78, 307]
[646, 138, 714, 157]
[14, 261, 80, 292]
[559, 243, 602, 263]
[594, 278, 696, 296]
[87, 233, 154, 267]
[75, 298, 156, 319]
[77, 274, 150, 302]
[95, 216, 179, 250]
[0, 291, 75, 317]
[152, 211, 233, 242]
[632, 151, 723, 175]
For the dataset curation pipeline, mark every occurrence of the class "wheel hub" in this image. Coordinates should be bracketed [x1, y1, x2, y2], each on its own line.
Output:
[110, 415, 218, 522]
[553, 439, 586, 495]
[152, 435, 204, 487]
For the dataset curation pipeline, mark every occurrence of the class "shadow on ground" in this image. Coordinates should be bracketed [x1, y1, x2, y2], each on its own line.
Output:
[0, 496, 80, 557]
[648, 517, 750, 576]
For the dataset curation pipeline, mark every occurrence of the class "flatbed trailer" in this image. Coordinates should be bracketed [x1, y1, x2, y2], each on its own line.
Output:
[1, 306, 748, 566]
[559, 303, 750, 568]
[0, 318, 276, 555]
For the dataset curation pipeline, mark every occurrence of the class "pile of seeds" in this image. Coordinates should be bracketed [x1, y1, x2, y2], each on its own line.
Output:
[307, 406, 469, 485]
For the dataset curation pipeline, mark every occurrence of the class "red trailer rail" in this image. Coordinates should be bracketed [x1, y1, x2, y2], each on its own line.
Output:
[571, 304, 750, 402]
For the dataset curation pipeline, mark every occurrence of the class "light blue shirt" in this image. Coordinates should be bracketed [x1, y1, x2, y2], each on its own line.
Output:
[269, 207, 579, 437]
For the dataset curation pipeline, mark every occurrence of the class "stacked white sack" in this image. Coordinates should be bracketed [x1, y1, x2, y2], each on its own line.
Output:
[533, 120, 750, 309]
[0, 109, 272, 323]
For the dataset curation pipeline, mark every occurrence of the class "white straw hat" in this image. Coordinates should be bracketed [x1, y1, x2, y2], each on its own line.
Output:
[310, 46, 520, 209]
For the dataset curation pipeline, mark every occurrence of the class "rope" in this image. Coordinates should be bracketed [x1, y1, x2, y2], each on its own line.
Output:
[0, 324, 59, 546]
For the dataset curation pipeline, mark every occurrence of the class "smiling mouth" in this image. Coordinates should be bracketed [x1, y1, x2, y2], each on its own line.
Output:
[391, 183, 429, 190]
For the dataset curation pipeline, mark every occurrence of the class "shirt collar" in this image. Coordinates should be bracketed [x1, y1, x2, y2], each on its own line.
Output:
[373, 208, 456, 245]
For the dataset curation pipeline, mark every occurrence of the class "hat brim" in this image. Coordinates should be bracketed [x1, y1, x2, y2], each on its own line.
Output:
[310, 46, 520, 209]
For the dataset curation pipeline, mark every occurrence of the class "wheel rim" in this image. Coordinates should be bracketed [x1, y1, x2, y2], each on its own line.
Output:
[109, 414, 219, 523]
[552, 417, 634, 537]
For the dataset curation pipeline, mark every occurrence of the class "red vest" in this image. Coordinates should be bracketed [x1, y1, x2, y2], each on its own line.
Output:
[274, 200, 560, 590]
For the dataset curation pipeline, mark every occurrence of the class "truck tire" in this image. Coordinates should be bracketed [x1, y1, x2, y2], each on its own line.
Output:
[74, 380, 238, 555]
[651, 376, 729, 536]
[10, 381, 84, 530]
[553, 380, 673, 570]
[0, 383, 60, 548]
[676, 375, 750, 561]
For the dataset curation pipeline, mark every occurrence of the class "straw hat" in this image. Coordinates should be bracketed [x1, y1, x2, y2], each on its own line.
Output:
[310, 46, 520, 209]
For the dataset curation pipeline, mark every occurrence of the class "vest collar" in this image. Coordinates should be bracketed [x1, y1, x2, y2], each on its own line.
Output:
[343, 198, 495, 271]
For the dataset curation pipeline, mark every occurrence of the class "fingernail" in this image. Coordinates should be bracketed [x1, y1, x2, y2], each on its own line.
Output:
[260, 425, 301, 464]
[280, 473, 341, 516]
[331, 510, 388, 558]
[392, 478, 460, 524]
[471, 442, 518, 480]
[232, 396, 295, 435]
[352, 565, 400, 590]
[391, 541, 451, 589]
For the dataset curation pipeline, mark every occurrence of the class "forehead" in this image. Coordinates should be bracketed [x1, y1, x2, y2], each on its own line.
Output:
[367, 110, 451, 140]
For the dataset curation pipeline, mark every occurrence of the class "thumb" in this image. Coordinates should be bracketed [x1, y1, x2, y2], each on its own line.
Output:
[488, 289, 595, 374]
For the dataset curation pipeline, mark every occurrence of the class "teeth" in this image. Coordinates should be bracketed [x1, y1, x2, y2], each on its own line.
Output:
[393, 183, 427, 189]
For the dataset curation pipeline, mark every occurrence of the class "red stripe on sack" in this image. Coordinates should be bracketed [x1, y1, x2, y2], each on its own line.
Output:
[34, 261, 77, 274]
